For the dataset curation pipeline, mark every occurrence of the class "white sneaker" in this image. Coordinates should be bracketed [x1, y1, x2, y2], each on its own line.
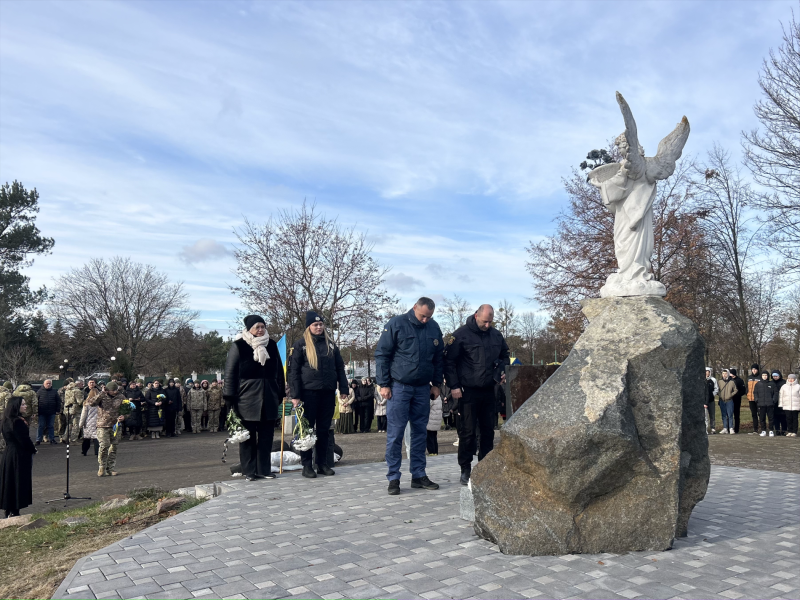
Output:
[769, 431, 775, 437]
[760, 431, 767, 437]
[453, 440, 459, 446]
[730, 430, 736, 434]
[721, 428, 728, 434]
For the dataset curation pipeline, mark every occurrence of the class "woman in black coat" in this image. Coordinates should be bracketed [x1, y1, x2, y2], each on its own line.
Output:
[125, 382, 145, 440]
[224, 314, 285, 481]
[1, 396, 36, 518]
[164, 380, 182, 438]
[287, 311, 349, 478]
[144, 380, 165, 439]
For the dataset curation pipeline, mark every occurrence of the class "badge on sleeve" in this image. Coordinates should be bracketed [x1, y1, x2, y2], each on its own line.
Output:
[446, 336, 455, 345]
[433, 339, 439, 346]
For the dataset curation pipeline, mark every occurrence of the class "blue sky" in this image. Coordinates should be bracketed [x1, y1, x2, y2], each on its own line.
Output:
[0, 0, 794, 334]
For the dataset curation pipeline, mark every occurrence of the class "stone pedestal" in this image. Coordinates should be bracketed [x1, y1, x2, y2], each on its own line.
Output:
[471, 296, 710, 556]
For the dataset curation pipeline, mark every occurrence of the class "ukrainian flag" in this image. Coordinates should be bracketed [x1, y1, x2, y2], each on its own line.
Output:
[277, 334, 287, 376]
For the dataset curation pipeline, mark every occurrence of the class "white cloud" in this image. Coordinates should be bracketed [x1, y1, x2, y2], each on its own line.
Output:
[179, 239, 232, 264]
[385, 272, 425, 292]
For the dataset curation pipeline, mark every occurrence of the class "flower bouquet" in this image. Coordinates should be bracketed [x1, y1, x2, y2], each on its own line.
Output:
[221, 409, 251, 463]
[291, 403, 317, 452]
[157, 394, 166, 419]
[114, 399, 135, 436]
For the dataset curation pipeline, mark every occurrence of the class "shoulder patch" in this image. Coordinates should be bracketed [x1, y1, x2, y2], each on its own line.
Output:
[289, 348, 294, 356]
[433, 339, 439, 346]
[446, 336, 455, 345]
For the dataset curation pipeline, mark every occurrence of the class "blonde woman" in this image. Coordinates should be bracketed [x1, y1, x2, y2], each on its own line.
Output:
[287, 311, 349, 478]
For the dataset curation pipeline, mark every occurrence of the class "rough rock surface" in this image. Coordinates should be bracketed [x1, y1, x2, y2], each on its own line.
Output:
[99, 497, 133, 511]
[471, 296, 710, 556]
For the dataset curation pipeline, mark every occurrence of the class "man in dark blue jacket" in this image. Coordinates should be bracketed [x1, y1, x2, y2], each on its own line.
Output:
[375, 297, 444, 495]
[36, 379, 61, 444]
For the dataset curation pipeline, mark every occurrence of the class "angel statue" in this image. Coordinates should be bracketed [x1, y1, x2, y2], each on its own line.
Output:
[589, 92, 690, 298]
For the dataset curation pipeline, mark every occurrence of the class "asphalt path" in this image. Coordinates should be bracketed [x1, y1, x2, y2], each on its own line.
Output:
[22, 426, 461, 515]
[16, 424, 799, 516]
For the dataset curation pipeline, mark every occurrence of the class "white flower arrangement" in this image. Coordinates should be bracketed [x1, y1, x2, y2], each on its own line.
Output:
[290, 403, 317, 452]
[221, 409, 251, 463]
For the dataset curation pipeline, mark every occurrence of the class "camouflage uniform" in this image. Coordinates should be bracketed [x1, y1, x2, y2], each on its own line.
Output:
[63, 382, 85, 442]
[56, 379, 73, 443]
[14, 384, 37, 438]
[206, 385, 224, 433]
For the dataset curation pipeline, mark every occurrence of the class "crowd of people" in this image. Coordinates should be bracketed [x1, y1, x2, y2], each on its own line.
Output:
[2, 298, 797, 516]
[705, 365, 800, 436]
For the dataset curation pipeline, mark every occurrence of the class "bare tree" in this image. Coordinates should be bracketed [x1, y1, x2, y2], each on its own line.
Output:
[495, 299, 517, 339]
[232, 202, 395, 345]
[695, 146, 767, 362]
[439, 295, 473, 337]
[49, 257, 197, 373]
[0, 344, 51, 387]
[743, 12, 800, 273]
[518, 311, 547, 364]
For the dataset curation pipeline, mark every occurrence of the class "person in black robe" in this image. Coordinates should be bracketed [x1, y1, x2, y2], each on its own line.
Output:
[1, 396, 37, 518]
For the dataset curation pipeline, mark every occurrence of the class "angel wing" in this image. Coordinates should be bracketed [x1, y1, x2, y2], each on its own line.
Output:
[616, 92, 645, 180]
[645, 116, 690, 182]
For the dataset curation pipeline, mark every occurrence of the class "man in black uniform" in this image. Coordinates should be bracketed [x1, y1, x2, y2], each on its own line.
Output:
[444, 304, 510, 485]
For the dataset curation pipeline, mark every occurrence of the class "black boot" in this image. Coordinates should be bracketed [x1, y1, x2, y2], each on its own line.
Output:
[317, 464, 335, 476]
[460, 468, 471, 486]
[302, 464, 317, 478]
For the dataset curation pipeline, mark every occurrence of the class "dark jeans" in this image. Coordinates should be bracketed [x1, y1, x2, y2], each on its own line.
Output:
[385, 382, 430, 481]
[733, 397, 742, 433]
[376, 415, 387, 431]
[748, 401, 760, 432]
[426, 430, 438, 454]
[82, 438, 99, 455]
[239, 418, 275, 477]
[299, 389, 335, 468]
[457, 386, 496, 470]
[357, 402, 373, 432]
[37, 414, 56, 442]
[787, 410, 799, 434]
[758, 405, 775, 432]
[164, 410, 176, 436]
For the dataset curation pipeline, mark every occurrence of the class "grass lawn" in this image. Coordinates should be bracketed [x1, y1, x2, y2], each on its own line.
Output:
[0, 487, 205, 600]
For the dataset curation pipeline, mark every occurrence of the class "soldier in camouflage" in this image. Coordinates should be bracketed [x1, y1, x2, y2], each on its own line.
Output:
[207, 381, 224, 433]
[56, 378, 74, 443]
[63, 381, 85, 443]
[13, 383, 38, 441]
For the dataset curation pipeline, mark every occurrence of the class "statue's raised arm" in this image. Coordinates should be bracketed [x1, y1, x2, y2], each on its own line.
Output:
[588, 93, 690, 298]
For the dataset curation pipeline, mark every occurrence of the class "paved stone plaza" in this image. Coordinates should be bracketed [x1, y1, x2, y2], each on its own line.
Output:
[53, 457, 799, 600]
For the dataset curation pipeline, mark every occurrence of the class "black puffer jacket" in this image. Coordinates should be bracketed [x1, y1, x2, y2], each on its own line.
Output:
[753, 373, 776, 407]
[223, 337, 285, 422]
[36, 387, 61, 416]
[164, 385, 182, 412]
[287, 335, 349, 399]
[443, 315, 510, 390]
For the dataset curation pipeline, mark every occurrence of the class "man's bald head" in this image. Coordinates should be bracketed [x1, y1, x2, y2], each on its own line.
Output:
[475, 305, 494, 331]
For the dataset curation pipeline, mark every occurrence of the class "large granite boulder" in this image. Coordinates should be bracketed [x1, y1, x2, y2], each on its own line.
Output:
[471, 296, 709, 556]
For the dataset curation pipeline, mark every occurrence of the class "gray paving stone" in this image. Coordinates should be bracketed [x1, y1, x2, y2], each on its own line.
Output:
[52, 463, 800, 600]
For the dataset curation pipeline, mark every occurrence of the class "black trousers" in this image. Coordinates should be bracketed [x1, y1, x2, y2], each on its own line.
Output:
[774, 406, 787, 433]
[82, 438, 99, 455]
[164, 410, 176, 436]
[706, 404, 715, 430]
[787, 410, 799, 434]
[299, 389, 335, 467]
[357, 402, 373, 432]
[457, 386, 496, 469]
[376, 415, 387, 431]
[239, 418, 275, 476]
[426, 430, 438, 454]
[733, 397, 742, 433]
[748, 401, 760, 432]
[758, 405, 775, 432]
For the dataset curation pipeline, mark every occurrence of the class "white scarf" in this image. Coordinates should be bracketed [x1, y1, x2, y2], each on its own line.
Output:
[237, 329, 271, 365]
